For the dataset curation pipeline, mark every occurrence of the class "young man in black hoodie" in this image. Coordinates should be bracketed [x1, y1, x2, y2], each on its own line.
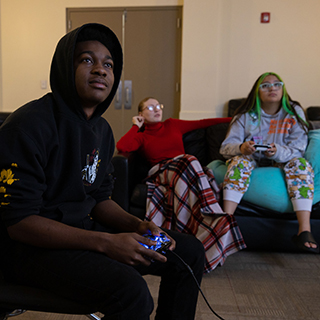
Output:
[0, 24, 205, 319]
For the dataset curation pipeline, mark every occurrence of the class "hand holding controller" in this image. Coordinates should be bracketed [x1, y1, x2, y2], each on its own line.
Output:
[140, 232, 172, 254]
[253, 144, 271, 152]
[140, 232, 221, 318]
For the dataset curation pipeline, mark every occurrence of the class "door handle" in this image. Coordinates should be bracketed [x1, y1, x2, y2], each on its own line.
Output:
[114, 80, 122, 109]
[124, 80, 132, 109]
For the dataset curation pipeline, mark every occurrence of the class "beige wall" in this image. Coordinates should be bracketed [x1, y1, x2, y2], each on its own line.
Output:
[0, 0, 182, 112]
[181, 0, 320, 118]
[215, 0, 320, 117]
[1, 0, 320, 119]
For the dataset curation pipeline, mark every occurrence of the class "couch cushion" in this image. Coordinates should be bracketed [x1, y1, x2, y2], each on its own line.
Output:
[307, 106, 320, 121]
[228, 98, 246, 117]
[183, 128, 209, 166]
[130, 183, 148, 207]
[309, 120, 320, 130]
[0, 112, 11, 127]
[206, 122, 230, 162]
[305, 129, 320, 204]
[208, 129, 320, 213]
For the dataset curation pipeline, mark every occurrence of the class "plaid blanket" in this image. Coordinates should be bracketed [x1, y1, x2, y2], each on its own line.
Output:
[145, 154, 246, 273]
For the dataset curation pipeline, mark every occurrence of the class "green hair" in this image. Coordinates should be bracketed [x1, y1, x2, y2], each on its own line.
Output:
[230, 72, 309, 133]
[249, 72, 296, 123]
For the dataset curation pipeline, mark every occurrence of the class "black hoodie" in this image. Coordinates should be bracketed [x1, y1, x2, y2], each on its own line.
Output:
[0, 23, 123, 233]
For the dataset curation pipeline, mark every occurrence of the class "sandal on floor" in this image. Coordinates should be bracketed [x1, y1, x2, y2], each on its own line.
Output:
[292, 231, 319, 253]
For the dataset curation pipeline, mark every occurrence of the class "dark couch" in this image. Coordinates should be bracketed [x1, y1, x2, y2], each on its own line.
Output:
[0, 112, 11, 126]
[2, 110, 320, 252]
[111, 106, 320, 252]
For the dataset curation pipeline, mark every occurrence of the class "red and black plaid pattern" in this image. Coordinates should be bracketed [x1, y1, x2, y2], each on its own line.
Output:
[145, 154, 246, 273]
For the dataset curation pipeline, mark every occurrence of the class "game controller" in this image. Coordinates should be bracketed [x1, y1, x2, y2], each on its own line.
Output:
[253, 144, 271, 151]
[140, 232, 172, 254]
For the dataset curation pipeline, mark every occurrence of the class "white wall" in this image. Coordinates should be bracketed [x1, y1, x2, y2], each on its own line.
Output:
[1, 0, 320, 120]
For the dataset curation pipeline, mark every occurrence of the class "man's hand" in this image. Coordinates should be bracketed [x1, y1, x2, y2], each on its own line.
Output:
[98, 232, 169, 266]
[135, 220, 175, 252]
[91, 200, 176, 265]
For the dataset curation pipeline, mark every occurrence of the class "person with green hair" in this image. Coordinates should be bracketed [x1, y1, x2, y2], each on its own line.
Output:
[220, 72, 318, 253]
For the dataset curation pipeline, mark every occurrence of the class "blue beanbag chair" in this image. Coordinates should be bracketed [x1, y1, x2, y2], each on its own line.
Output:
[207, 129, 320, 213]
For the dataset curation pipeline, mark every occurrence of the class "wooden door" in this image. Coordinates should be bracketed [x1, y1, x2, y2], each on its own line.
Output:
[67, 7, 182, 143]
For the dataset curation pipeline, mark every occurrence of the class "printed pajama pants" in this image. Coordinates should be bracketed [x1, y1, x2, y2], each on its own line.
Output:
[223, 155, 314, 212]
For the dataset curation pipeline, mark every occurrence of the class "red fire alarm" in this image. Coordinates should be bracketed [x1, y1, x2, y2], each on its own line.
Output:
[261, 12, 270, 23]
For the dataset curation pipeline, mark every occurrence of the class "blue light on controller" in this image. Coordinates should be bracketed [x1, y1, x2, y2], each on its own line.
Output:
[140, 233, 171, 253]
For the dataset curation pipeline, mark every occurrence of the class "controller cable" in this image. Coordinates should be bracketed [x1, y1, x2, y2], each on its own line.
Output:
[170, 250, 225, 320]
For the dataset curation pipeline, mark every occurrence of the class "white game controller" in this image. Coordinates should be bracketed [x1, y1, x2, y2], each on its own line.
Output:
[253, 144, 271, 152]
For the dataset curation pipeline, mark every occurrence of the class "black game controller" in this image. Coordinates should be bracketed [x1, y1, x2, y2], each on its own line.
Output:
[140, 232, 172, 254]
[253, 144, 271, 151]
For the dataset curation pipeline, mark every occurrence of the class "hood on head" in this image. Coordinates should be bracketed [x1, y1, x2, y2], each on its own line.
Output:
[50, 23, 123, 121]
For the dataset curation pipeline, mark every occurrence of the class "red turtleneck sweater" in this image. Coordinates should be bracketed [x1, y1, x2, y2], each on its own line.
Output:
[116, 118, 231, 166]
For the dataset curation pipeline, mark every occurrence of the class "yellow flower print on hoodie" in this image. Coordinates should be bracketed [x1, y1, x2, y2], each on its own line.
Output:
[0, 164, 19, 206]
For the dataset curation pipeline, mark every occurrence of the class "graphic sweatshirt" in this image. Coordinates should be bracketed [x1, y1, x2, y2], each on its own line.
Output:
[0, 23, 123, 239]
[220, 105, 308, 163]
[116, 118, 231, 167]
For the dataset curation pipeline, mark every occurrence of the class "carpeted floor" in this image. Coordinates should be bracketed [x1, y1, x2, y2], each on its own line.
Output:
[9, 250, 320, 320]
[146, 250, 320, 319]
[198, 250, 320, 319]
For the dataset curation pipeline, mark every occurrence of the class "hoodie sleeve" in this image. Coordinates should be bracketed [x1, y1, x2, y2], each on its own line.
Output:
[0, 128, 47, 227]
[269, 107, 308, 163]
[220, 116, 246, 159]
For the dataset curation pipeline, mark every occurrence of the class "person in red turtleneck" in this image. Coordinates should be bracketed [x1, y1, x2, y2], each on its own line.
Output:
[117, 97, 229, 166]
[117, 97, 246, 272]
